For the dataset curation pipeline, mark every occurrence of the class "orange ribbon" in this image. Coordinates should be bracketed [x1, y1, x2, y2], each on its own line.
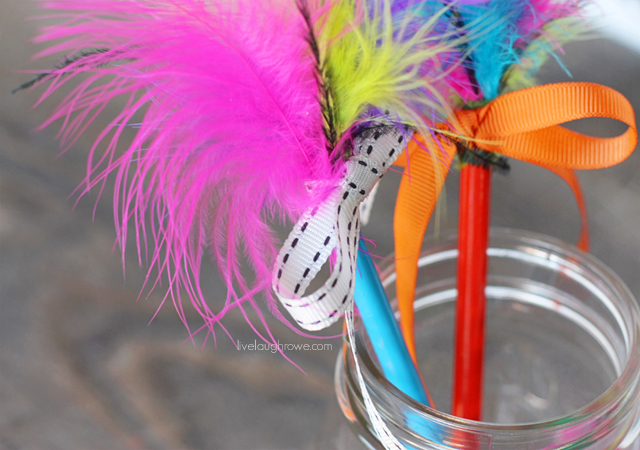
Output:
[393, 82, 637, 362]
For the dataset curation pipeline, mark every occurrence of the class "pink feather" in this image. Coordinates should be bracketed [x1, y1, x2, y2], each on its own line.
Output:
[33, 0, 340, 340]
[519, 0, 581, 36]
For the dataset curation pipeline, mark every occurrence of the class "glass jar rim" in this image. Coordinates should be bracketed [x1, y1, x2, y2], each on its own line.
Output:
[349, 227, 640, 433]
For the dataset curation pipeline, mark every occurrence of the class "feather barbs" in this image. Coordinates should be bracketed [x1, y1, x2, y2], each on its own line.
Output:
[28, 0, 468, 344]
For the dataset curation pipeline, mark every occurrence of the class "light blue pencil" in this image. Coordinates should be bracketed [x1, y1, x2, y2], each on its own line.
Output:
[354, 238, 431, 406]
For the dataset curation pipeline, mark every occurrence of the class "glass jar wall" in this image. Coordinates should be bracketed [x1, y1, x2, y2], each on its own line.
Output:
[333, 229, 640, 450]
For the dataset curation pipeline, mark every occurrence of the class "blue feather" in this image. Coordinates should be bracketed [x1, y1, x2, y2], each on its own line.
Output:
[459, 1, 531, 100]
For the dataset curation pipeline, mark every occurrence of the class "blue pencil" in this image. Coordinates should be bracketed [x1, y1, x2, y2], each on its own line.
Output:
[354, 238, 431, 406]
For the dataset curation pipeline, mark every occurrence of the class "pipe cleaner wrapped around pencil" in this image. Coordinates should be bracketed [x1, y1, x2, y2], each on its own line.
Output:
[25, 0, 462, 342]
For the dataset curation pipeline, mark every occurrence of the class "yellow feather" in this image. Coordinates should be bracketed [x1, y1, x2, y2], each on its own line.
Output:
[316, 0, 457, 138]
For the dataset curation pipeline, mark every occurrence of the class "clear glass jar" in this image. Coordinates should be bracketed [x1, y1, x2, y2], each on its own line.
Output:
[333, 229, 640, 450]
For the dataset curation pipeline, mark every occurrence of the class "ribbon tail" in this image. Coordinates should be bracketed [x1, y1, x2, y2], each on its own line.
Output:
[542, 165, 590, 252]
[393, 134, 456, 362]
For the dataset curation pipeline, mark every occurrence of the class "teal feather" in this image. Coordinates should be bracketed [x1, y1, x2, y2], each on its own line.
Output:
[459, 1, 530, 100]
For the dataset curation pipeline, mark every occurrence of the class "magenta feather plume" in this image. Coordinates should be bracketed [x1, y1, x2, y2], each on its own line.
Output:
[32, 0, 340, 338]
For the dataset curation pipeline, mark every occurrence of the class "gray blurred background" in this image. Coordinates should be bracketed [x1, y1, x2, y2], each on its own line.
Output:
[2, 1, 640, 449]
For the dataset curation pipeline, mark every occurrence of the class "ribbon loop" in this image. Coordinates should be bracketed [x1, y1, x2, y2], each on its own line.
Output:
[394, 82, 637, 360]
[274, 125, 405, 330]
[456, 82, 637, 168]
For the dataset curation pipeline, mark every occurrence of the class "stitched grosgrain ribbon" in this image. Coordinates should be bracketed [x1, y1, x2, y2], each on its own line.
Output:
[274, 125, 409, 450]
[394, 82, 638, 360]
[274, 125, 406, 330]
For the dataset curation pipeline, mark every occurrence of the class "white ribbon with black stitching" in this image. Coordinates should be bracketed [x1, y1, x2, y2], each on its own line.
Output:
[359, 179, 379, 226]
[273, 125, 405, 329]
[273, 124, 409, 450]
[345, 305, 406, 450]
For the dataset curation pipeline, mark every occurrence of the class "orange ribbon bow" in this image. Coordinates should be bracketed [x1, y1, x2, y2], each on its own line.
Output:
[393, 82, 638, 361]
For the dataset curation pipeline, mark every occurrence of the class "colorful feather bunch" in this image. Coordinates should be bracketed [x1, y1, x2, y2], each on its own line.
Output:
[447, 0, 583, 102]
[313, 0, 455, 136]
[28, 0, 463, 341]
